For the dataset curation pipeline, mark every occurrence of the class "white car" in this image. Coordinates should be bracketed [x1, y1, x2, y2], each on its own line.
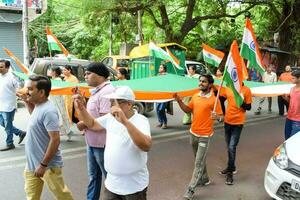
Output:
[185, 60, 211, 75]
[264, 132, 300, 200]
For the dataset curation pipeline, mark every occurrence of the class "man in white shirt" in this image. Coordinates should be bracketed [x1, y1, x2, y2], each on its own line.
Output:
[73, 86, 152, 200]
[0, 60, 26, 151]
[254, 65, 277, 115]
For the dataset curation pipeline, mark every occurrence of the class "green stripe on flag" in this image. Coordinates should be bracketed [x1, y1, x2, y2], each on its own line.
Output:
[48, 42, 62, 52]
[203, 56, 220, 68]
[223, 72, 244, 107]
[240, 43, 264, 74]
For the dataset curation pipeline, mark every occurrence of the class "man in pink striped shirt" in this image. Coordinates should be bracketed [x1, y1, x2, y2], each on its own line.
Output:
[76, 62, 114, 200]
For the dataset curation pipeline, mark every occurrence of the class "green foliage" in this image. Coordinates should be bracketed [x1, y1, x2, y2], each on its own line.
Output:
[28, 0, 300, 61]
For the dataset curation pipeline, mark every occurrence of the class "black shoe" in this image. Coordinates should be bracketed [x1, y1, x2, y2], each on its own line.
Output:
[0, 144, 15, 151]
[183, 189, 194, 200]
[225, 173, 234, 185]
[18, 132, 26, 144]
[219, 168, 237, 175]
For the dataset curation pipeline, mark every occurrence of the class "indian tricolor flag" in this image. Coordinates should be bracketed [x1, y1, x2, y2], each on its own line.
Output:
[149, 42, 183, 70]
[240, 18, 265, 75]
[223, 40, 244, 107]
[202, 44, 224, 67]
[166, 46, 180, 66]
[45, 26, 69, 57]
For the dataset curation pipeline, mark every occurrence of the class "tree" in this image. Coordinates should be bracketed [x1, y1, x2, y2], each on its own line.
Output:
[29, 0, 300, 62]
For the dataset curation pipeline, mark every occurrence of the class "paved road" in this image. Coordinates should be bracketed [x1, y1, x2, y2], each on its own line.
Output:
[0, 97, 286, 199]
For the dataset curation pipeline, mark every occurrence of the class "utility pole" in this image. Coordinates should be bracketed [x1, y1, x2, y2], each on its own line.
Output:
[137, 9, 143, 46]
[109, 13, 112, 56]
[22, 0, 30, 67]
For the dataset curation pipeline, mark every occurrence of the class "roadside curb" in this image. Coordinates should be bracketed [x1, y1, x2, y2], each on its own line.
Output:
[152, 114, 282, 140]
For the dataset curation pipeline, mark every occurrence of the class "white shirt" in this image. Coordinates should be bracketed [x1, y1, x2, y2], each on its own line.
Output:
[262, 71, 277, 83]
[96, 111, 151, 195]
[0, 71, 20, 112]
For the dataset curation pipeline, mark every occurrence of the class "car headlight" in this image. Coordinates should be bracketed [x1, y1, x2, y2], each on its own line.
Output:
[273, 143, 288, 169]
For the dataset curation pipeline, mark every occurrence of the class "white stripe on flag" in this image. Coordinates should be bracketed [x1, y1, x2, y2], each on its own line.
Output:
[225, 53, 241, 93]
[203, 51, 222, 63]
[47, 35, 57, 43]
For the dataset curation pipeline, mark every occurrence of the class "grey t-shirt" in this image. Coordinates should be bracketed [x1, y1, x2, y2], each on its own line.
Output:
[25, 100, 63, 171]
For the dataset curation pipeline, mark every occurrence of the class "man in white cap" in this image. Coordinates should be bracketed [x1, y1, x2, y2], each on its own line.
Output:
[73, 86, 152, 200]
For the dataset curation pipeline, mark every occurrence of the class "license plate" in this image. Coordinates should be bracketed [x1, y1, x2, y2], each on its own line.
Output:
[291, 179, 300, 193]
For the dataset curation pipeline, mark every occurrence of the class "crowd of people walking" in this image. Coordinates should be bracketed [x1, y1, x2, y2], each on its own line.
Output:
[0, 58, 299, 200]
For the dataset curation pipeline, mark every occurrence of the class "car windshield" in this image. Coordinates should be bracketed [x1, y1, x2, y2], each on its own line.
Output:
[117, 59, 129, 68]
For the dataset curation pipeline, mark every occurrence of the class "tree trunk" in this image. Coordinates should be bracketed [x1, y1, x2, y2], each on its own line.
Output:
[278, 1, 300, 68]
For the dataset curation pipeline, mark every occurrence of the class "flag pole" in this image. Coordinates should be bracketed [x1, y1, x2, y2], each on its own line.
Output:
[171, 61, 178, 75]
[49, 49, 54, 70]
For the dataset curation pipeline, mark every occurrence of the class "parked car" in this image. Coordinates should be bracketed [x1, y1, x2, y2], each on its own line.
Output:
[264, 132, 300, 200]
[185, 60, 211, 75]
[30, 57, 118, 82]
[100, 55, 130, 71]
[291, 66, 300, 72]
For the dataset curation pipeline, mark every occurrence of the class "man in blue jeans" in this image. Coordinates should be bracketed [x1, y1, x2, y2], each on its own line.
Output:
[76, 62, 114, 200]
[0, 60, 26, 151]
[156, 64, 168, 129]
[220, 84, 252, 185]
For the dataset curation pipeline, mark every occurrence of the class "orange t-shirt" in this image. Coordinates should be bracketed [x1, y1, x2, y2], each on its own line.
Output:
[223, 86, 252, 125]
[279, 72, 293, 83]
[188, 91, 222, 137]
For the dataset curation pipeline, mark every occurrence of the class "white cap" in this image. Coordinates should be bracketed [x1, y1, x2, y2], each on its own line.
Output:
[103, 86, 135, 101]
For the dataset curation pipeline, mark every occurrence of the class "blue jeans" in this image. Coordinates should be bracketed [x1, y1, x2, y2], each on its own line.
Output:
[156, 103, 167, 125]
[284, 118, 300, 140]
[224, 123, 243, 172]
[87, 146, 107, 200]
[0, 109, 24, 146]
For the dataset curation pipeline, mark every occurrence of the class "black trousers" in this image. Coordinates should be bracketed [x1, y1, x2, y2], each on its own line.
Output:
[277, 96, 289, 115]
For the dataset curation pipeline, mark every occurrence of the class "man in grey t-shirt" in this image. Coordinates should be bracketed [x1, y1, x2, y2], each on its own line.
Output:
[21, 75, 73, 200]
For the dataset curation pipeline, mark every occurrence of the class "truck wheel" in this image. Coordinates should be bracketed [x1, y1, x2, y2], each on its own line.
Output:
[133, 102, 145, 114]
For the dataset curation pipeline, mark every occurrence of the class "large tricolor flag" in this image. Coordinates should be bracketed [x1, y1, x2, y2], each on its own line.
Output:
[223, 40, 244, 107]
[45, 26, 69, 57]
[240, 18, 265, 75]
[202, 44, 224, 67]
[149, 42, 183, 70]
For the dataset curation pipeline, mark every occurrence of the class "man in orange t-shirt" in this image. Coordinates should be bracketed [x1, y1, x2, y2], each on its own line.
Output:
[175, 74, 222, 200]
[278, 65, 293, 115]
[219, 84, 252, 185]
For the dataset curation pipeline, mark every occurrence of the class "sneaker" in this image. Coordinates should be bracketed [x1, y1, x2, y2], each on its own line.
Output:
[156, 124, 162, 127]
[254, 107, 261, 115]
[225, 173, 234, 185]
[219, 168, 237, 175]
[268, 109, 272, 114]
[67, 131, 74, 142]
[161, 124, 168, 129]
[254, 110, 261, 115]
[183, 189, 194, 200]
[18, 132, 26, 144]
[0, 144, 15, 151]
[197, 179, 211, 186]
